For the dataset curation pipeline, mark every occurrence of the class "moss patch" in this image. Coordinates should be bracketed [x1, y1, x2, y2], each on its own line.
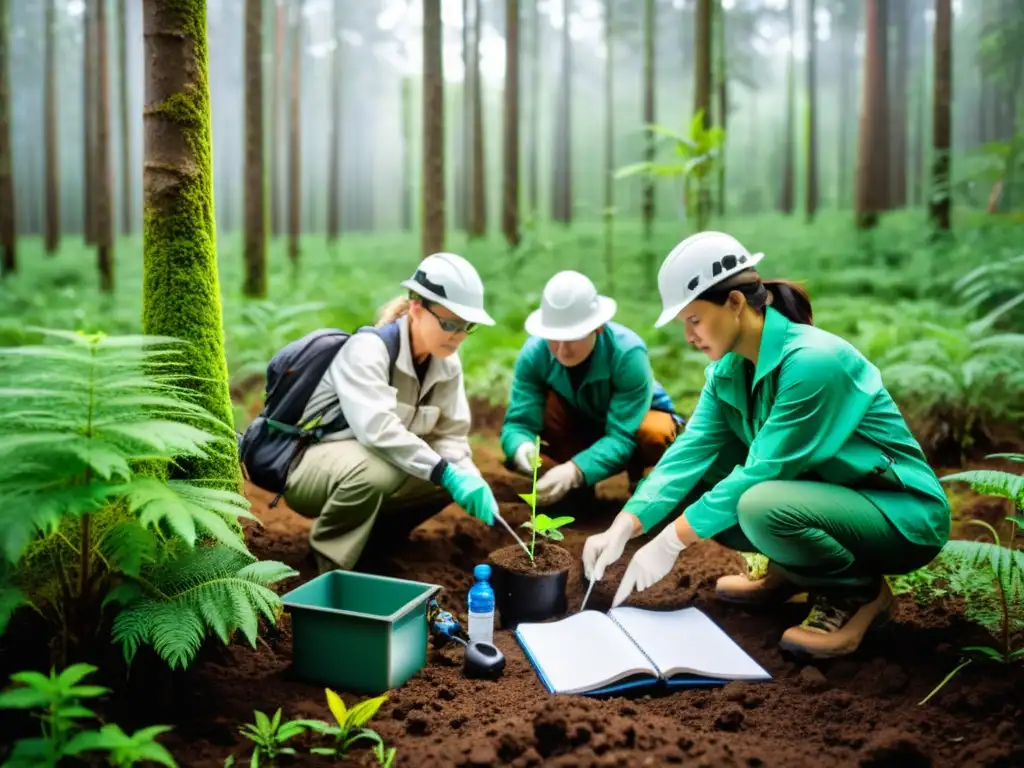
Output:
[141, 0, 240, 492]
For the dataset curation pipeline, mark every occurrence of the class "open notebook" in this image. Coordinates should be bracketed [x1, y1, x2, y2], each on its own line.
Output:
[515, 606, 771, 696]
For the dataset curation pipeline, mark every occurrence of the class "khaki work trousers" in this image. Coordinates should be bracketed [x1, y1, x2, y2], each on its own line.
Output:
[283, 439, 451, 571]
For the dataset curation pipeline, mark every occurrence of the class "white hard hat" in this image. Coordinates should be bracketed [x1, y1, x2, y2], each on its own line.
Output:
[524, 270, 617, 341]
[401, 252, 495, 326]
[654, 231, 764, 327]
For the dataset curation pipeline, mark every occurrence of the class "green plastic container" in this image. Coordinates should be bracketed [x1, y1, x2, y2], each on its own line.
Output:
[281, 570, 441, 694]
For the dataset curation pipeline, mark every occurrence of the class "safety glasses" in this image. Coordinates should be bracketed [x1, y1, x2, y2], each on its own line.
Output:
[424, 303, 477, 335]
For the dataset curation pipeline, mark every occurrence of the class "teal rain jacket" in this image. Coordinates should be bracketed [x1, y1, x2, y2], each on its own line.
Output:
[624, 307, 951, 549]
[500, 322, 678, 486]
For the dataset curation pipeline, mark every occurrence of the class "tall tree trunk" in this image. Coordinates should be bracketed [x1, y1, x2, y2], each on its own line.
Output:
[422, 0, 445, 256]
[0, 0, 13, 275]
[84, 0, 97, 245]
[642, 0, 655, 247]
[401, 76, 413, 231]
[552, 0, 572, 223]
[528, 1, 539, 216]
[855, 0, 890, 229]
[929, 0, 951, 231]
[96, 0, 114, 292]
[287, 1, 301, 262]
[141, 0, 241, 489]
[468, 0, 486, 237]
[715, 0, 726, 217]
[777, 0, 795, 214]
[243, 0, 266, 297]
[118, 0, 131, 234]
[271, 0, 284, 237]
[836, 13, 853, 209]
[805, 0, 818, 221]
[603, 0, 613, 290]
[501, 0, 520, 247]
[45, 0, 60, 254]
[889, 0, 909, 208]
[694, 0, 712, 228]
[326, 0, 341, 243]
[458, 0, 469, 230]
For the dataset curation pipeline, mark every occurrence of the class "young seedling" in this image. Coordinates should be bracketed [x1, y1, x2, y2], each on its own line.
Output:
[918, 455, 1024, 705]
[297, 688, 394, 764]
[228, 708, 311, 767]
[517, 436, 575, 563]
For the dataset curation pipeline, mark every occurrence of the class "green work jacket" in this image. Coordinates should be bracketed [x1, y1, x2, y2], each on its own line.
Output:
[624, 306, 951, 549]
[500, 322, 660, 486]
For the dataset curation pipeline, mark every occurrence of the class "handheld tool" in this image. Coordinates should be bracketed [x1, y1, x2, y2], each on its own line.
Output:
[493, 509, 531, 559]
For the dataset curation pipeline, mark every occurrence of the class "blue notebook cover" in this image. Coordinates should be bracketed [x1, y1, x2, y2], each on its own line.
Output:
[514, 606, 772, 696]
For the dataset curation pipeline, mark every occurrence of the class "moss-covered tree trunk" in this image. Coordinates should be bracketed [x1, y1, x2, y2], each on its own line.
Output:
[45, 0, 60, 255]
[141, 0, 241, 490]
[287, 0, 302, 262]
[929, 0, 951, 232]
[0, 0, 12, 276]
[855, 0, 890, 230]
[243, 0, 266, 297]
[118, 0, 132, 234]
[422, 0, 445, 257]
[501, 0, 519, 248]
[96, 0, 114, 292]
[326, 0, 341, 243]
[805, 0, 818, 221]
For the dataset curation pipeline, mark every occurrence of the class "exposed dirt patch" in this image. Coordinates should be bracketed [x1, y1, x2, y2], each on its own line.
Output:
[489, 541, 573, 575]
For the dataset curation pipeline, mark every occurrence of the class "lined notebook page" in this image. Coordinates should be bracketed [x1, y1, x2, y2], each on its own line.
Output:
[516, 610, 658, 694]
[609, 606, 771, 681]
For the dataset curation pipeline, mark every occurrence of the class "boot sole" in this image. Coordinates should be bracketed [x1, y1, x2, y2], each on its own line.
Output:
[715, 584, 807, 605]
[777, 603, 894, 659]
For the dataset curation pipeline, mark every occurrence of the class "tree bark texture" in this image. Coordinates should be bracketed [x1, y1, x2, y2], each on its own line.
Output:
[457, 0, 469, 230]
[421, 0, 445, 256]
[836, 14, 852, 209]
[270, 0, 284, 236]
[929, 0, 951, 231]
[551, 0, 572, 223]
[96, 0, 114, 292]
[0, 0, 13, 275]
[119, 0, 132, 233]
[326, 0, 341, 242]
[468, 0, 486, 237]
[642, 0, 655, 242]
[243, 0, 266, 297]
[855, 0, 890, 229]
[501, 0, 519, 247]
[777, 0, 795, 214]
[84, 0, 97, 244]
[715, 0, 726, 217]
[141, 0, 241, 490]
[287, 1, 302, 261]
[805, 0, 818, 220]
[890, 0, 909, 209]
[45, 0, 60, 254]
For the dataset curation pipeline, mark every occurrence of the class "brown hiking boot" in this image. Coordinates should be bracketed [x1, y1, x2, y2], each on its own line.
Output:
[778, 580, 894, 659]
[715, 563, 806, 604]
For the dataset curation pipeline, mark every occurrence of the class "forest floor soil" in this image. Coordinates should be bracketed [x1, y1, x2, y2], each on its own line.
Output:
[149, 403, 1024, 767]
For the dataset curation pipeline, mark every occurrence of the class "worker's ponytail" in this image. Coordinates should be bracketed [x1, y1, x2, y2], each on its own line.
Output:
[762, 280, 813, 325]
[697, 270, 814, 326]
[376, 295, 412, 326]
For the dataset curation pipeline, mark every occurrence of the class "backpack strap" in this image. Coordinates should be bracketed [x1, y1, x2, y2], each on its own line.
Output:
[357, 320, 402, 372]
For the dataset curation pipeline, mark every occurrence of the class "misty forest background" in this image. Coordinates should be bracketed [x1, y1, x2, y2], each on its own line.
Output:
[0, 0, 1022, 466]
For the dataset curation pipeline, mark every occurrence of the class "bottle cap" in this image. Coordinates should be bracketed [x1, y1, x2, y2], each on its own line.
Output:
[473, 564, 491, 581]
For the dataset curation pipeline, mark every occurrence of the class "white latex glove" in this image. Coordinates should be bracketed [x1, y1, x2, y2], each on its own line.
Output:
[611, 521, 687, 608]
[513, 441, 538, 475]
[535, 461, 583, 505]
[581, 512, 637, 582]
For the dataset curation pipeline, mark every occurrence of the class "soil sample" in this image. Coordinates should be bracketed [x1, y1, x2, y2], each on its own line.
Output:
[488, 542, 573, 629]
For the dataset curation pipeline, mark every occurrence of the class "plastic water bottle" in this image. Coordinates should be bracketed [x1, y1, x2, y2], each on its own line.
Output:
[467, 564, 495, 645]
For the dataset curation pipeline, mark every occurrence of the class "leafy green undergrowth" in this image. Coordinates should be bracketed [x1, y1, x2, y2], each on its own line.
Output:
[2, 212, 1022, 445]
[0, 330, 297, 672]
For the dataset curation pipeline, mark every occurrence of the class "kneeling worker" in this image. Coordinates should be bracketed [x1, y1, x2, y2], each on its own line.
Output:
[500, 270, 682, 506]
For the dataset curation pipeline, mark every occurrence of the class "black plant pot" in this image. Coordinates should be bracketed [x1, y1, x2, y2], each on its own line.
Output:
[488, 543, 571, 630]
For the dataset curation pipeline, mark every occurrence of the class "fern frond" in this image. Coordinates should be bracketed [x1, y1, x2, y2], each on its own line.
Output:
[940, 469, 1024, 508]
[120, 478, 255, 551]
[0, 560, 29, 634]
[111, 547, 297, 669]
[97, 522, 159, 579]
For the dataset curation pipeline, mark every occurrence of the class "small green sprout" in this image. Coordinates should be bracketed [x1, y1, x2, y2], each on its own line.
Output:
[516, 436, 574, 562]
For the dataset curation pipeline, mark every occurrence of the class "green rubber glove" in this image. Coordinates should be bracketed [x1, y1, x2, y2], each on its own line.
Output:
[440, 464, 496, 525]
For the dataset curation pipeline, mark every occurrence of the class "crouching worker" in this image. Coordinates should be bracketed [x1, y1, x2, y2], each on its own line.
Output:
[583, 232, 951, 659]
[283, 253, 501, 572]
[500, 270, 683, 508]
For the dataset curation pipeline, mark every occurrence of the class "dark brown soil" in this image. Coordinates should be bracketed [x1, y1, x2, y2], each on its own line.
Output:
[489, 541, 573, 575]
[3, 417, 1023, 767]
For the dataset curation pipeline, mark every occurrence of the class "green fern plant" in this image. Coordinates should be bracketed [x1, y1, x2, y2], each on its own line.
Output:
[0, 330, 297, 670]
[919, 455, 1024, 704]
